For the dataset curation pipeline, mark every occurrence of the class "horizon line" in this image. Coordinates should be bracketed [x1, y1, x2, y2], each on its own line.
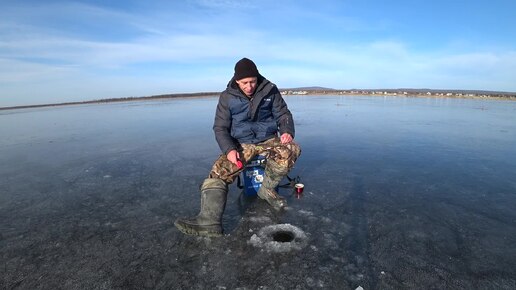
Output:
[2, 87, 516, 111]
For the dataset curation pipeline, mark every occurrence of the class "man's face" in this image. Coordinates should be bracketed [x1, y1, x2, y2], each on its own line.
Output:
[236, 77, 258, 96]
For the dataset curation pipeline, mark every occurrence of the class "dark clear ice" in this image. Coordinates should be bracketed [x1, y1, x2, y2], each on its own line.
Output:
[1, 96, 515, 289]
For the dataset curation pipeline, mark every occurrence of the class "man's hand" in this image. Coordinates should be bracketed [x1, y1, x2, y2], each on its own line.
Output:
[227, 149, 241, 166]
[280, 133, 293, 144]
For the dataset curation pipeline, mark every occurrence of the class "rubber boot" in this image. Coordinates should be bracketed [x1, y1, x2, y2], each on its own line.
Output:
[174, 178, 228, 237]
[257, 159, 289, 211]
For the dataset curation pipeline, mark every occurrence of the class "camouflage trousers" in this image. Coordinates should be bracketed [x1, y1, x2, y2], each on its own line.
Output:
[208, 137, 301, 184]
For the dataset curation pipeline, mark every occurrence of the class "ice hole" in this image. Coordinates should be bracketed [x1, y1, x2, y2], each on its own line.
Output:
[248, 223, 308, 252]
[272, 230, 295, 243]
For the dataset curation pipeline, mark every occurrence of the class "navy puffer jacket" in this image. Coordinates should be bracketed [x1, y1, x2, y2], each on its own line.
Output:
[213, 75, 295, 154]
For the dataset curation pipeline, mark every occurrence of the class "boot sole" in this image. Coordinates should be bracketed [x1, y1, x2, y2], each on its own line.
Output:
[174, 220, 223, 237]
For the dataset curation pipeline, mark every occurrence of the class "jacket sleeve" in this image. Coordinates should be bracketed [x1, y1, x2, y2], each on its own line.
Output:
[213, 93, 238, 154]
[271, 89, 295, 138]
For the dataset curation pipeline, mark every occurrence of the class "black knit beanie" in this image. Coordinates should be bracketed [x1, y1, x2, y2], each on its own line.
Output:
[234, 58, 259, 80]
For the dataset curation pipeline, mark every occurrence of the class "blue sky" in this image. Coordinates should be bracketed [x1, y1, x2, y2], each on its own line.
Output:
[1, 0, 515, 106]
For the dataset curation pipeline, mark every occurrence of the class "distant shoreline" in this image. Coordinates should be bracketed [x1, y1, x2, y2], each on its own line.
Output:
[0, 92, 218, 111]
[1, 89, 515, 111]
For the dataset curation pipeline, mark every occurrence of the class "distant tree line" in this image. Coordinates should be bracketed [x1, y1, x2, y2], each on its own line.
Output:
[2, 89, 515, 111]
[0, 92, 219, 110]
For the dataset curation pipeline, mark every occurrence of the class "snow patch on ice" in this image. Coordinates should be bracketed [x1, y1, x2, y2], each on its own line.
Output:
[321, 217, 332, 223]
[248, 216, 272, 223]
[298, 209, 314, 216]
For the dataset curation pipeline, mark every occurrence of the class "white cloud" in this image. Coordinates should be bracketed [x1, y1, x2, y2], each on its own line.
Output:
[0, 58, 77, 83]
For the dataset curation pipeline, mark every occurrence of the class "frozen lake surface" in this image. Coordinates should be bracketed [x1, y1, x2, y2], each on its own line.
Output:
[1, 95, 516, 289]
